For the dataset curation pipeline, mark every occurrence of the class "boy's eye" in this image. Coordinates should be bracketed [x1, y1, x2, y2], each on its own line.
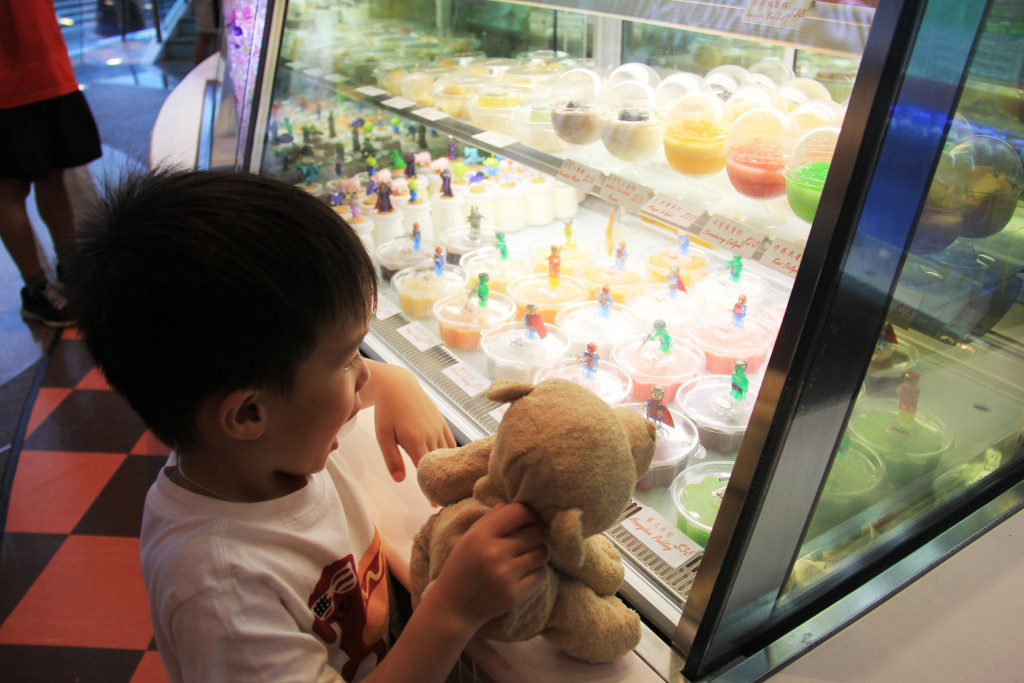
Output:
[344, 354, 362, 371]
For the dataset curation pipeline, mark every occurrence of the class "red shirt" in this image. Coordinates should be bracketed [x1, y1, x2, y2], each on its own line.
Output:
[0, 0, 79, 108]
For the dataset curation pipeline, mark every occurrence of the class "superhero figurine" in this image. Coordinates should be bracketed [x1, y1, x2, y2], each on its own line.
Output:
[727, 255, 743, 283]
[642, 320, 672, 354]
[411, 223, 422, 252]
[408, 177, 420, 203]
[468, 205, 483, 237]
[894, 371, 921, 432]
[666, 265, 686, 298]
[729, 360, 749, 401]
[678, 230, 690, 257]
[440, 168, 454, 197]
[375, 181, 392, 213]
[473, 273, 490, 308]
[732, 295, 747, 328]
[547, 244, 562, 289]
[563, 220, 576, 247]
[494, 231, 509, 260]
[432, 246, 445, 277]
[614, 241, 628, 271]
[576, 342, 600, 383]
[523, 304, 546, 341]
[447, 135, 458, 161]
[597, 285, 613, 318]
[643, 386, 669, 431]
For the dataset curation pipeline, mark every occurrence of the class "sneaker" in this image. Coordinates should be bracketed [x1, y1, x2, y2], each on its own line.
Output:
[20, 282, 77, 328]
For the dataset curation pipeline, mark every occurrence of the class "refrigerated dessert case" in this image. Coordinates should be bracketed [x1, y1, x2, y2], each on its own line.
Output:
[216, 0, 1024, 678]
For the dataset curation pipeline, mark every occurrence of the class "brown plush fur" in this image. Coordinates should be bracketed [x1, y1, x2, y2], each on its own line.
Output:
[410, 379, 657, 663]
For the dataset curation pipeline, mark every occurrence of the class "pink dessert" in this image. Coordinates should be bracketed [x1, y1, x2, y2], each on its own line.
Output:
[689, 315, 774, 375]
[612, 334, 705, 402]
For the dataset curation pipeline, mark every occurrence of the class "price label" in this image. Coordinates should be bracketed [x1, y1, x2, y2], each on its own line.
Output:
[599, 174, 654, 213]
[741, 0, 813, 29]
[472, 130, 518, 148]
[488, 403, 510, 424]
[442, 362, 490, 398]
[412, 107, 449, 122]
[375, 295, 400, 320]
[890, 285, 923, 327]
[355, 85, 389, 98]
[396, 322, 442, 352]
[381, 96, 415, 110]
[556, 159, 605, 193]
[640, 194, 704, 230]
[619, 504, 703, 568]
[757, 238, 805, 277]
[699, 215, 767, 258]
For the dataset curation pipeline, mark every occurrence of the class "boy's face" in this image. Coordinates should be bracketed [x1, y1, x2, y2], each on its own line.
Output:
[265, 315, 371, 476]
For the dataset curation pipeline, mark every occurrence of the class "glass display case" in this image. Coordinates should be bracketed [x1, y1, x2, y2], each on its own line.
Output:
[220, 0, 1024, 678]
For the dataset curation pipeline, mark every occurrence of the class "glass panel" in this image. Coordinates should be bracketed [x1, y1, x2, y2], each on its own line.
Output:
[784, 0, 1024, 603]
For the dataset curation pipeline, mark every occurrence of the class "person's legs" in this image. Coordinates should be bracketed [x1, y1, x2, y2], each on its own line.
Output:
[0, 177, 46, 287]
[33, 168, 78, 269]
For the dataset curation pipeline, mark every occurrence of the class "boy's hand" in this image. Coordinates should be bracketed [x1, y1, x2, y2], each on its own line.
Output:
[431, 503, 550, 633]
[362, 360, 456, 481]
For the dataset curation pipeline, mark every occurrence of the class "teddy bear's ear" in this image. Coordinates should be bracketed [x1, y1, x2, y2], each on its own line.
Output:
[549, 508, 587, 569]
[486, 379, 535, 404]
[613, 407, 658, 481]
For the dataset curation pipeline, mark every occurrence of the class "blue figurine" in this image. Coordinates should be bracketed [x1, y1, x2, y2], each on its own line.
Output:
[643, 386, 668, 431]
[576, 342, 600, 383]
[732, 295, 747, 328]
[597, 285, 613, 318]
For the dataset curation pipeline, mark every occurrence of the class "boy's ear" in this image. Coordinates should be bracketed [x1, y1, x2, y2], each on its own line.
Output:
[215, 389, 267, 440]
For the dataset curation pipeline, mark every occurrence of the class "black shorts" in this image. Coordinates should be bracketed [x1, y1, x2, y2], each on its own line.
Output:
[0, 90, 102, 183]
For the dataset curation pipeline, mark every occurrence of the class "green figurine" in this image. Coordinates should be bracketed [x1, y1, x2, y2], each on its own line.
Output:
[473, 272, 490, 308]
[729, 360, 749, 401]
[642, 319, 673, 354]
[494, 231, 508, 260]
[727, 255, 743, 283]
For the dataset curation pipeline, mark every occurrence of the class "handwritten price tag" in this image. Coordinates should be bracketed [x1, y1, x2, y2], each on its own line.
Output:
[442, 362, 490, 398]
[381, 96, 415, 110]
[619, 504, 703, 568]
[742, 0, 813, 29]
[757, 238, 805, 277]
[599, 174, 654, 213]
[640, 194, 704, 230]
[472, 130, 518, 149]
[890, 285, 923, 327]
[699, 215, 767, 258]
[355, 85, 389, 98]
[556, 160, 605, 193]
[412, 107, 449, 122]
[396, 322, 442, 352]
[375, 295, 400, 320]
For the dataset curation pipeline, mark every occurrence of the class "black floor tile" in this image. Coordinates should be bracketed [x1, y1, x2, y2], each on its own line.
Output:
[23, 390, 146, 454]
[74, 455, 166, 537]
[0, 533, 66, 624]
[0, 644, 144, 682]
[41, 339, 95, 389]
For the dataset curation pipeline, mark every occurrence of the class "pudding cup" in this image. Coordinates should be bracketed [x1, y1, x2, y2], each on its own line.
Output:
[392, 263, 469, 318]
[507, 274, 589, 324]
[555, 300, 646, 359]
[432, 290, 516, 350]
[619, 403, 705, 491]
[535, 359, 633, 406]
[688, 314, 774, 375]
[847, 400, 953, 489]
[611, 334, 705, 403]
[673, 374, 762, 456]
[670, 460, 735, 548]
[480, 321, 571, 382]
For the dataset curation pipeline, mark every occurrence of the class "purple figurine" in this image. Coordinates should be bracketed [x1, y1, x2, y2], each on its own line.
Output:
[440, 168, 454, 197]
[447, 136, 458, 161]
[375, 182, 393, 213]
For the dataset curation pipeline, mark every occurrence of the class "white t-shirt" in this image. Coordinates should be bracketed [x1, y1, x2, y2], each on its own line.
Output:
[141, 438, 390, 682]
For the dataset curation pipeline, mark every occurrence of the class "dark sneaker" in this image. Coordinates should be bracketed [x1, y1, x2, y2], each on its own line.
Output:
[20, 282, 77, 328]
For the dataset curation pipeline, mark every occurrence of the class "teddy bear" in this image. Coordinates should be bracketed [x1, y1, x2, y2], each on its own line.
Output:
[409, 378, 657, 663]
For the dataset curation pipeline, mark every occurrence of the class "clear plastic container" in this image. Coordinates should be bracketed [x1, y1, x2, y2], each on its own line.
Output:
[910, 151, 971, 255]
[371, 208, 406, 245]
[688, 313, 774, 375]
[626, 284, 705, 337]
[674, 374, 762, 455]
[777, 77, 833, 110]
[492, 181, 527, 233]
[399, 66, 454, 107]
[724, 106, 801, 201]
[599, 80, 664, 162]
[555, 300, 647, 358]
[441, 225, 497, 265]
[506, 273, 590, 324]
[392, 263, 469, 318]
[460, 247, 530, 294]
[785, 126, 841, 223]
[432, 289, 516, 351]
[790, 100, 840, 135]
[657, 72, 710, 109]
[530, 239, 595, 276]
[375, 236, 433, 283]
[431, 73, 484, 120]
[949, 135, 1024, 239]
[552, 181, 579, 219]
[621, 402, 705, 490]
[467, 86, 526, 135]
[480, 321, 571, 382]
[401, 199, 434, 242]
[612, 333, 705, 403]
[461, 183, 496, 225]
[692, 266, 768, 316]
[512, 101, 569, 153]
[807, 440, 887, 539]
[663, 92, 729, 177]
[643, 241, 714, 288]
[847, 399, 954, 489]
[550, 68, 604, 146]
[523, 175, 555, 226]
[578, 256, 646, 304]
[535, 357, 633, 406]
[670, 460, 735, 547]
[725, 85, 785, 122]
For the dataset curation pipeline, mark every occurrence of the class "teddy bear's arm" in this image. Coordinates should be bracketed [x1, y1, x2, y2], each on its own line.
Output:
[416, 434, 497, 505]
[553, 535, 625, 597]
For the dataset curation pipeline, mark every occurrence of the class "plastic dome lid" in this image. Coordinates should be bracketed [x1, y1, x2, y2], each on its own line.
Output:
[621, 402, 704, 466]
[790, 100, 840, 135]
[948, 135, 1024, 194]
[705, 64, 750, 99]
[657, 72, 710, 108]
[664, 92, 728, 140]
[600, 80, 661, 121]
[604, 62, 662, 91]
[777, 77, 832, 110]
[432, 289, 516, 327]
[748, 58, 795, 87]
[674, 374, 761, 435]
[724, 106, 801, 159]
[725, 85, 784, 121]
[785, 126, 841, 187]
[550, 68, 604, 109]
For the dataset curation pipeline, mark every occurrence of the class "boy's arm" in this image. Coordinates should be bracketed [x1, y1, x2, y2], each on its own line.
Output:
[359, 359, 457, 482]
[365, 503, 548, 683]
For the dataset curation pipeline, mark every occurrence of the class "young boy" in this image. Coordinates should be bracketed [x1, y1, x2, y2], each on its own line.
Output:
[72, 169, 549, 682]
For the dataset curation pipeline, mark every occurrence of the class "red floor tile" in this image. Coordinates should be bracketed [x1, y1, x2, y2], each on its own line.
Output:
[25, 387, 72, 438]
[0, 536, 152, 650]
[4, 451, 126, 534]
[76, 366, 112, 391]
[130, 431, 172, 457]
[130, 651, 169, 683]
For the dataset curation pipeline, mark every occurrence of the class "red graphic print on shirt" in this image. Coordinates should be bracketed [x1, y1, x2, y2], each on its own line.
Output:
[308, 529, 389, 680]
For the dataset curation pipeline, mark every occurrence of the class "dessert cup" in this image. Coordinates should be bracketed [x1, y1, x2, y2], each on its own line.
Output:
[555, 300, 646, 358]
[674, 374, 762, 455]
[612, 334, 705, 403]
[392, 263, 469, 318]
[432, 290, 516, 351]
[670, 460, 735, 548]
[535, 358, 633, 406]
[506, 274, 590, 324]
[480, 321, 571, 382]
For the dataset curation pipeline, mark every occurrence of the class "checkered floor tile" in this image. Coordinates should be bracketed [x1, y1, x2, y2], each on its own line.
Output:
[0, 330, 171, 682]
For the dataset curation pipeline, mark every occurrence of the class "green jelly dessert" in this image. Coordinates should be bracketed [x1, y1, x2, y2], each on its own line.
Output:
[786, 160, 830, 223]
[849, 409, 951, 488]
[671, 461, 734, 548]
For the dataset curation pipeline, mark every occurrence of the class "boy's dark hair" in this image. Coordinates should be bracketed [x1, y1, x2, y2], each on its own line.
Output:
[73, 168, 378, 450]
